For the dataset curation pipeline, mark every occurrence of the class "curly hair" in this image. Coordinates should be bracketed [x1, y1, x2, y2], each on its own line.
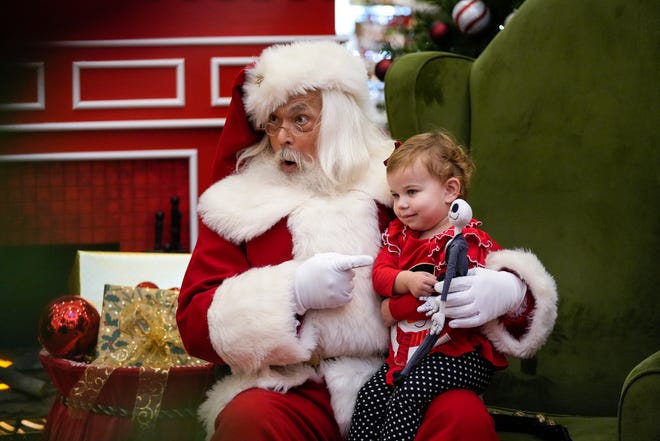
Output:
[385, 131, 475, 198]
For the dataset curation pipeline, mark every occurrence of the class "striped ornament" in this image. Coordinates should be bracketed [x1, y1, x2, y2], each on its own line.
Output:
[452, 0, 491, 34]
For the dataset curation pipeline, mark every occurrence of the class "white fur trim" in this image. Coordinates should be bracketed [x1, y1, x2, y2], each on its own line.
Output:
[198, 156, 313, 243]
[283, 180, 389, 359]
[482, 249, 558, 358]
[321, 356, 383, 437]
[207, 261, 316, 373]
[199, 153, 392, 244]
[198, 364, 319, 440]
[244, 41, 373, 127]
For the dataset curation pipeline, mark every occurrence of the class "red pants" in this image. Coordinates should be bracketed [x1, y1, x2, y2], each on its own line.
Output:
[211, 381, 498, 441]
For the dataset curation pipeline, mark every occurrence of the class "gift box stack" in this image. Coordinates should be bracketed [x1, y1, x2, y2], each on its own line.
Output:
[38, 252, 216, 441]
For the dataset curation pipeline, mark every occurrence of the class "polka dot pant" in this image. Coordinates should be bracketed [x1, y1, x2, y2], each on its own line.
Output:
[348, 350, 494, 441]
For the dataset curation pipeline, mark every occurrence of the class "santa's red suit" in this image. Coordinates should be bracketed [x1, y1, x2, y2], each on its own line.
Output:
[176, 40, 558, 441]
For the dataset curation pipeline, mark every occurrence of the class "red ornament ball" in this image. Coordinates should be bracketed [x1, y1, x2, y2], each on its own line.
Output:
[136, 281, 159, 289]
[429, 21, 449, 45]
[37, 296, 100, 361]
[452, 0, 491, 35]
[374, 59, 393, 82]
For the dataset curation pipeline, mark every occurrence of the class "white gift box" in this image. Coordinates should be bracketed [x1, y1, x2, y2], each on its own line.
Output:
[71, 251, 191, 312]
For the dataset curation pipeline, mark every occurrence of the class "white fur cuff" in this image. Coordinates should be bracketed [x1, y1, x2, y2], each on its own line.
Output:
[207, 261, 315, 372]
[483, 249, 558, 358]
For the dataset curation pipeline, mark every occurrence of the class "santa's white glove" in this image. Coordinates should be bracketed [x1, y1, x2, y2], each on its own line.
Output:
[294, 253, 373, 315]
[432, 267, 527, 328]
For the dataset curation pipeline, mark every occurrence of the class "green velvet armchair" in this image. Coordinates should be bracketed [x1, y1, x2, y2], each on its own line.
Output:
[383, 0, 659, 440]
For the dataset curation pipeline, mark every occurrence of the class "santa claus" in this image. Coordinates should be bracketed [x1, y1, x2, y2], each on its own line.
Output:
[176, 40, 557, 441]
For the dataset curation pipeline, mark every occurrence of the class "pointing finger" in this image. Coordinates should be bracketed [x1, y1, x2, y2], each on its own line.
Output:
[335, 255, 374, 271]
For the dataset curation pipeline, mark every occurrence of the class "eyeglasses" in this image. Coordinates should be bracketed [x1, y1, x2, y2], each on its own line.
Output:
[261, 120, 320, 137]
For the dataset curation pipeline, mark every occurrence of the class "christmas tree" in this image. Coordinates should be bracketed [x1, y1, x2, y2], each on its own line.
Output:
[375, 0, 525, 80]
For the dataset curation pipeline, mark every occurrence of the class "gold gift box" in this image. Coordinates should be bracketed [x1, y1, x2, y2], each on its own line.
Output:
[96, 284, 204, 368]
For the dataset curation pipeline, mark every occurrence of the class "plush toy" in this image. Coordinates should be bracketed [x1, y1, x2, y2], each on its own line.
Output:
[394, 198, 472, 385]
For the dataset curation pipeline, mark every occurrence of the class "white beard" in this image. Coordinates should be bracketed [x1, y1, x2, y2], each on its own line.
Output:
[271, 148, 336, 196]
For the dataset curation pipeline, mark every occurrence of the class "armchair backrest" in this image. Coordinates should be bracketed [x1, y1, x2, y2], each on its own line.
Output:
[385, 0, 659, 416]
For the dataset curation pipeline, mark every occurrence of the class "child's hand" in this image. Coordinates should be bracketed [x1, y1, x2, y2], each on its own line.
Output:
[395, 271, 437, 298]
[380, 299, 396, 327]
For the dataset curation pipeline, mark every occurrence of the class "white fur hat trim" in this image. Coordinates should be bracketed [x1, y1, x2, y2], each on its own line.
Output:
[243, 40, 371, 126]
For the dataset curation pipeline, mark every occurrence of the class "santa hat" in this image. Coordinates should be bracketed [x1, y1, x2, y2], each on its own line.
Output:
[210, 68, 261, 181]
[211, 40, 372, 181]
[243, 40, 372, 127]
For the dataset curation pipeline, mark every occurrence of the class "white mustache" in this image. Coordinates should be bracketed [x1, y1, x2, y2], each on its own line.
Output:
[276, 147, 312, 170]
